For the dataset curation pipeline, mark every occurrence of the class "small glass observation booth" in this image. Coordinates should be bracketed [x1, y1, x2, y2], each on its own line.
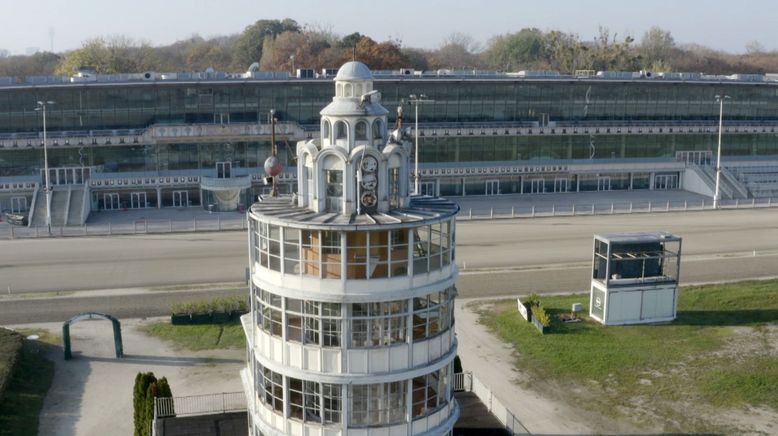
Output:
[590, 232, 682, 325]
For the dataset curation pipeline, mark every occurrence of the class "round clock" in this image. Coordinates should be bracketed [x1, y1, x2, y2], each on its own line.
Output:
[360, 156, 378, 173]
[361, 191, 377, 208]
[360, 173, 377, 190]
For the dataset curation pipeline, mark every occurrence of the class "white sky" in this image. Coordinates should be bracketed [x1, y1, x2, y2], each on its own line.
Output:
[1, 0, 776, 55]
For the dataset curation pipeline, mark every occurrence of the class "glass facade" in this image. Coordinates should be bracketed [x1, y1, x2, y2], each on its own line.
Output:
[252, 286, 456, 347]
[3, 79, 778, 134]
[251, 220, 456, 279]
[3, 78, 778, 180]
[251, 355, 453, 429]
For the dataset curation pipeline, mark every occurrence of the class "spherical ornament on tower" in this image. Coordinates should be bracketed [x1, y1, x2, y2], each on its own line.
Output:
[263, 155, 283, 177]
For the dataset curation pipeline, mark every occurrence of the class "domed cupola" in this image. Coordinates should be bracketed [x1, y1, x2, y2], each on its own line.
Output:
[297, 61, 410, 216]
[320, 61, 389, 152]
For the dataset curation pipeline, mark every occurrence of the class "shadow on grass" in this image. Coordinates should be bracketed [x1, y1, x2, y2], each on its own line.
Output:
[0, 340, 56, 436]
[541, 308, 778, 333]
[675, 309, 778, 326]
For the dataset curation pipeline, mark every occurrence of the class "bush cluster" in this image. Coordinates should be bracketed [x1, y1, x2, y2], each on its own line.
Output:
[532, 306, 551, 327]
[133, 372, 173, 436]
[171, 296, 248, 315]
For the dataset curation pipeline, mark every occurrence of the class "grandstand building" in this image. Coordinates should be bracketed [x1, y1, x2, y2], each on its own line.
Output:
[1, 66, 778, 224]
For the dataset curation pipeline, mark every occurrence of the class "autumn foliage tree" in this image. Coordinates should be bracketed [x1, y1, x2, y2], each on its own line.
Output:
[354, 37, 410, 70]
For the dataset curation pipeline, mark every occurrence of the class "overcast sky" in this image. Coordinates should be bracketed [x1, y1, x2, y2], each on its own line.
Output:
[2, 0, 776, 55]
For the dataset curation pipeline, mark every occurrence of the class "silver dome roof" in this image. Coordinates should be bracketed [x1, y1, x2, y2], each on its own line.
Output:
[334, 61, 373, 81]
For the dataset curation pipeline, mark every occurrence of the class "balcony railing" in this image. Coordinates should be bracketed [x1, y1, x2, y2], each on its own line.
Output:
[154, 391, 246, 419]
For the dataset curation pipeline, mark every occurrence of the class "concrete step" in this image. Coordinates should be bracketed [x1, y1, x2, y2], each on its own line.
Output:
[68, 188, 85, 226]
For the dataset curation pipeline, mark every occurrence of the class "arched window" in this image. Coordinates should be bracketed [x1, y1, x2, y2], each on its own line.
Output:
[335, 121, 348, 140]
[336, 83, 343, 97]
[355, 121, 368, 141]
[372, 120, 383, 142]
[354, 83, 363, 96]
[344, 83, 353, 97]
[322, 120, 331, 139]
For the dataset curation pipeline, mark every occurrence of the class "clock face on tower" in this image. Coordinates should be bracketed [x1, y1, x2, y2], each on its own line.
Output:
[360, 156, 378, 173]
[361, 191, 377, 207]
[360, 173, 377, 190]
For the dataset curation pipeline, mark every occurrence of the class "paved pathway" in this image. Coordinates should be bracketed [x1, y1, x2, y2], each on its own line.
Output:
[10, 317, 244, 436]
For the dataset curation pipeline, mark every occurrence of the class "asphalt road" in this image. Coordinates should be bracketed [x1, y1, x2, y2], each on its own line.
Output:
[2, 208, 778, 324]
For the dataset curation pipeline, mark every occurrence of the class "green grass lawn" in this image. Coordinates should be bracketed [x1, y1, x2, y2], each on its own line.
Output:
[477, 280, 778, 432]
[0, 337, 55, 436]
[142, 321, 246, 351]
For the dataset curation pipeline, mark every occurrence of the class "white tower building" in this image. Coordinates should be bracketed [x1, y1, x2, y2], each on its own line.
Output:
[241, 61, 460, 436]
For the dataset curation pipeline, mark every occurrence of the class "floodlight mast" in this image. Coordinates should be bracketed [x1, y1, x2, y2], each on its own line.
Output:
[713, 95, 731, 209]
[408, 94, 434, 195]
[35, 100, 55, 235]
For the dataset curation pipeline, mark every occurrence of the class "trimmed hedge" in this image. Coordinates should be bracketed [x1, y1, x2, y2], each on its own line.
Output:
[133, 372, 173, 436]
[0, 328, 24, 402]
[170, 296, 248, 325]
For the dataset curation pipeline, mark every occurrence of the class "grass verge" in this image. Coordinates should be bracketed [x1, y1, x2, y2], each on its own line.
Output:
[476, 280, 778, 433]
[142, 321, 245, 351]
[0, 338, 55, 436]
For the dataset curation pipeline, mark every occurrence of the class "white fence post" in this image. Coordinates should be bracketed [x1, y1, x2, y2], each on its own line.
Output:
[531, 205, 535, 217]
[511, 206, 515, 218]
[666, 201, 670, 211]
[551, 205, 555, 216]
[610, 203, 614, 214]
[469, 208, 472, 219]
[684, 200, 688, 211]
[490, 208, 493, 219]
[648, 201, 652, 212]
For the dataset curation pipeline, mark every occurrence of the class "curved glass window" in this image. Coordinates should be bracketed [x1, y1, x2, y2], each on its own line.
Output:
[349, 381, 406, 427]
[355, 121, 368, 141]
[253, 287, 454, 346]
[254, 357, 341, 424]
[253, 221, 454, 279]
[412, 365, 450, 419]
[350, 300, 407, 347]
[413, 287, 455, 340]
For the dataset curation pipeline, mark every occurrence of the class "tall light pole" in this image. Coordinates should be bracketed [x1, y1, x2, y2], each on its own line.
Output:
[713, 95, 730, 209]
[35, 100, 55, 235]
[408, 94, 434, 195]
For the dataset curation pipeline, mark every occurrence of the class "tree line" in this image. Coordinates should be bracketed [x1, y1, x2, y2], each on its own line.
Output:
[2, 19, 778, 77]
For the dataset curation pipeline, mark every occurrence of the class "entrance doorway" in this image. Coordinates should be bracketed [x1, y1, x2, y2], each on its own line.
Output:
[553, 178, 568, 193]
[529, 178, 545, 194]
[597, 176, 611, 191]
[130, 192, 147, 209]
[216, 161, 232, 179]
[173, 190, 189, 208]
[10, 196, 27, 213]
[420, 181, 436, 196]
[654, 174, 678, 190]
[103, 193, 120, 210]
[485, 180, 500, 196]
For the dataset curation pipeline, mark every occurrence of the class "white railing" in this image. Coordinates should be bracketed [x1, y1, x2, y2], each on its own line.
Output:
[200, 175, 251, 190]
[454, 371, 530, 435]
[154, 391, 246, 419]
[453, 371, 472, 392]
[3, 214, 247, 239]
[457, 197, 778, 221]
